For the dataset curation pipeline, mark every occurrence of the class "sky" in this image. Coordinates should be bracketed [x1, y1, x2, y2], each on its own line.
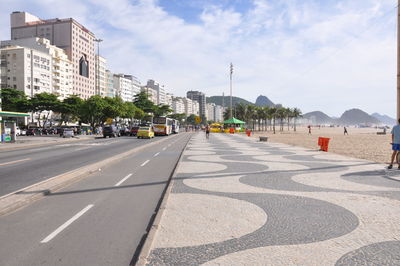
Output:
[0, 0, 398, 117]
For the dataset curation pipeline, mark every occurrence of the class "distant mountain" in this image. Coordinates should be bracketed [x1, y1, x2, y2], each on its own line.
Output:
[303, 111, 334, 124]
[255, 95, 274, 107]
[207, 96, 253, 106]
[339, 109, 381, 125]
[371, 113, 396, 125]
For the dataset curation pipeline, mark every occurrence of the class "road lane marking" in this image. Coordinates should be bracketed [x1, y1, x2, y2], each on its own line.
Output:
[153, 152, 160, 157]
[74, 147, 90, 151]
[141, 160, 150, 167]
[41, 204, 94, 243]
[0, 158, 31, 166]
[115, 173, 133, 187]
[162, 147, 167, 151]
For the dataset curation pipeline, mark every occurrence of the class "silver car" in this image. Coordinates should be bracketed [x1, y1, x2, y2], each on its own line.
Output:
[62, 129, 75, 138]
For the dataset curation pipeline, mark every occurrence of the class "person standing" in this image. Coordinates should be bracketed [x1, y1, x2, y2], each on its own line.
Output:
[388, 119, 400, 169]
[205, 124, 210, 139]
[308, 125, 311, 135]
[344, 127, 348, 135]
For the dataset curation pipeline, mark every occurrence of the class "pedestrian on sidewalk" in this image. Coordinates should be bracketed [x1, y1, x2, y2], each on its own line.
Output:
[388, 119, 400, 169]
[308, 125, 311, 135]
[205, 124, 210, 139]
[344, 127, 348, 135]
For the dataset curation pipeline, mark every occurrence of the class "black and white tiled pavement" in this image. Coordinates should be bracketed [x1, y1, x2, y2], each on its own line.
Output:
[145, 133, 400, 265]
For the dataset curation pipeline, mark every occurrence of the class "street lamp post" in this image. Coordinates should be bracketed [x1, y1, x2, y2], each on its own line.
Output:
[94, 38, 103, 96]
[230, 63, 233, 119]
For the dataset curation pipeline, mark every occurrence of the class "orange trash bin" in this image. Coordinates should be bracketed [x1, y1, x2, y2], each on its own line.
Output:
[318, 137, 330, 152]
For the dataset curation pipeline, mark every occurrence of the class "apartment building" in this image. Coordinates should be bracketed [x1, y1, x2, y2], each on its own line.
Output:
[11, 11, 96, 99]
[105, 70, 114, 97]
[0, 46, 52, 96]
[141, 86, 158, 104]
[95, 55, 107, 96]
[187, 90, 206, 117]
[1, 37, 73, 99]
[146, 79, 166, 105]
[171, 97, 185, 114]
[206, 103, 215, 122]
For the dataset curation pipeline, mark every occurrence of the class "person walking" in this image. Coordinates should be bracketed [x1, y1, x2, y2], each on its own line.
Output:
[388, 119, 400, 169]
[344, 127, 348, 135]
[308, 125, 311, 135]
[205, 124, 210, 139]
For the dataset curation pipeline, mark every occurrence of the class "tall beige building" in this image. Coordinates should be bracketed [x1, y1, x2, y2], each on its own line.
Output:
[10, 11, 95, 99]
[95, 55, 106, 96]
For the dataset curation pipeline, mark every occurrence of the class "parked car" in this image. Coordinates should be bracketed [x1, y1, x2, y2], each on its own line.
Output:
[130, 126, 140, 136]
[103, 125, 120, 138]
[137, 126, 155, 139]
[119, 127, 130, 136]
[62, 128, 74, 138]
[26, 128, 41, 136]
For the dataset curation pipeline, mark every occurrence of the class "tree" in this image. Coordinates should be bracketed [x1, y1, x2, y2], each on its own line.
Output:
[0, 87, 31, 112]
[154, 104, 172, 117]
[54, 95, 83, 126]
[133, 91, 156, 113]
[168, 113, 187, 123]
[30, 92, 60, 127]
[79, 95, 107, 127]
[186, 114, 197, 125]
[292, 108, 302, 132]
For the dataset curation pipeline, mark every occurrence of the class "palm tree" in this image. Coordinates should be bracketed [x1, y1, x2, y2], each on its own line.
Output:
[276, 107, 286, 131]
[268, 107, 277, 134]
[256, 107, 265, 131]
[292, 108, 302, 132]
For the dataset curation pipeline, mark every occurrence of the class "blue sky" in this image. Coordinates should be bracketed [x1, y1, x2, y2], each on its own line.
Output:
[0, 0, 398, 117]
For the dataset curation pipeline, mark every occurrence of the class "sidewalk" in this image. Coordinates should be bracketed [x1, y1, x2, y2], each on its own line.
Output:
[143, 133, 400, 265]
[0, 135, 96, 151]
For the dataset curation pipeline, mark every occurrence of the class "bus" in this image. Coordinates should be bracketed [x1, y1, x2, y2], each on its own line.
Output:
[172, 119, 180, 134]
[153, 116, 173, 136]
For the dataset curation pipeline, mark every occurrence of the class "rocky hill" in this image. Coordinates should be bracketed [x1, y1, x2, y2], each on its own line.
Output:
[255, 95, 275, 107]
[302, 111, 334, 124]
[339, 109, 381, 125]
[207, 96, 253, 106]
[371, 113, 396, 125]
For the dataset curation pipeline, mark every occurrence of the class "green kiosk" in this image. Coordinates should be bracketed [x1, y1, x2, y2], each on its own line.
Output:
[0, 111, 30, 143]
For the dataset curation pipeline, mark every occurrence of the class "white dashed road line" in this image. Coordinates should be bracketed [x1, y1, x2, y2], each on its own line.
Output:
[162, 147, 167, 151]
[114, 173, 133, 187]
[141, 160, 150, 167]
[0, 158, 31, 166]
[153, 152, 160, 157]
[41, 204, 94, 243]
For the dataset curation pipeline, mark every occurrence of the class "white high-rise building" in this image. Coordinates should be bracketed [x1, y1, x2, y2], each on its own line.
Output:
[171, 97, 185, 114]
[105, 70, 114, 97]
[113, 74, 135, 102]
[206, 103, 216, 121]
[11, 11, 96, 99]
[1, 37, 73, 99]
[95, 55, 107, 97]
[141, 86, 158, 104]
[0, 46, 52, 97]
[146, 79, 167, 105]
[214, 105, 224, 122]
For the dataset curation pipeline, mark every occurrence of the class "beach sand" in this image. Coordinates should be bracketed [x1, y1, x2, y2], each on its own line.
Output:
[248, 126, 392, 164]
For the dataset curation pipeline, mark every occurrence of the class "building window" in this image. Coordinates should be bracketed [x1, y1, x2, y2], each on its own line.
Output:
[79, 55, 89, 78]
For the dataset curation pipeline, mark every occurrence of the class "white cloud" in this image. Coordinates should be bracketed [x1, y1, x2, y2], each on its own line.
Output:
[0, 0, 397, 117]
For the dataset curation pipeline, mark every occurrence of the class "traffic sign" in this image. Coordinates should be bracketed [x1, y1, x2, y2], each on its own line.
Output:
[195, 116, 201, 124]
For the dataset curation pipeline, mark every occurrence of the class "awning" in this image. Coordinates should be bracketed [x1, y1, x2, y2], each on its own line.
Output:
[0, 111, 30, 118]
[223, 117, 245, 124]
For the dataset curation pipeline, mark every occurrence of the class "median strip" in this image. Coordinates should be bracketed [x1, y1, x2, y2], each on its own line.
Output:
[41, 204, 94, 243]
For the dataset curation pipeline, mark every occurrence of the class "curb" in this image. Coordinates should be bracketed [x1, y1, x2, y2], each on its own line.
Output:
[134, 134, 192, 266]
[0, 134, 180, 217]
[0, 136, 95, 152]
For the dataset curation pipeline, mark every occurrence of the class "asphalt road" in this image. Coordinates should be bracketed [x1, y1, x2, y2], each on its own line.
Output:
[0, 134, 180, 196]
[0, 132, 192, 265]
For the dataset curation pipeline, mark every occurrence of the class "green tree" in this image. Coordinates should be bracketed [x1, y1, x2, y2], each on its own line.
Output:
[30, 92, 60, 127]
[79, 95, 107, 127]
[133, 91, 156, 113]
[154, 104, 173, 117]
[0, 87, 31, 112]
[186, 114, 197, 125]
[54, 95, 83, 126]
[292, 108, 302, 132]
[168, 113, 187, 123]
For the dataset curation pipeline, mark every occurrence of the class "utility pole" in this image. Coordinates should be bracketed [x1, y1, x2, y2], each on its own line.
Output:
[94, 38, 103, 96]
[230, 63, 233, 119]
[398, 0, 400, 120]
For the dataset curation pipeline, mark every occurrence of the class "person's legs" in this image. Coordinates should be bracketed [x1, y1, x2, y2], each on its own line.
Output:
[389, 150, 397, 168]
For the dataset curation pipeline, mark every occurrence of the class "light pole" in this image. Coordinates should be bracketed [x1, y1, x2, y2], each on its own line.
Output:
[397, 0, 400, 120]
[94, 38, 103, 96]
[230, 63, 233, 119]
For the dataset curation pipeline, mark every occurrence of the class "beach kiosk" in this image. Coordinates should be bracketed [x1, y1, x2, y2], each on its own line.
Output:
[0, 111, 30, 143]
[223, 117, 245, 133]
[210, 123, 223, 133]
